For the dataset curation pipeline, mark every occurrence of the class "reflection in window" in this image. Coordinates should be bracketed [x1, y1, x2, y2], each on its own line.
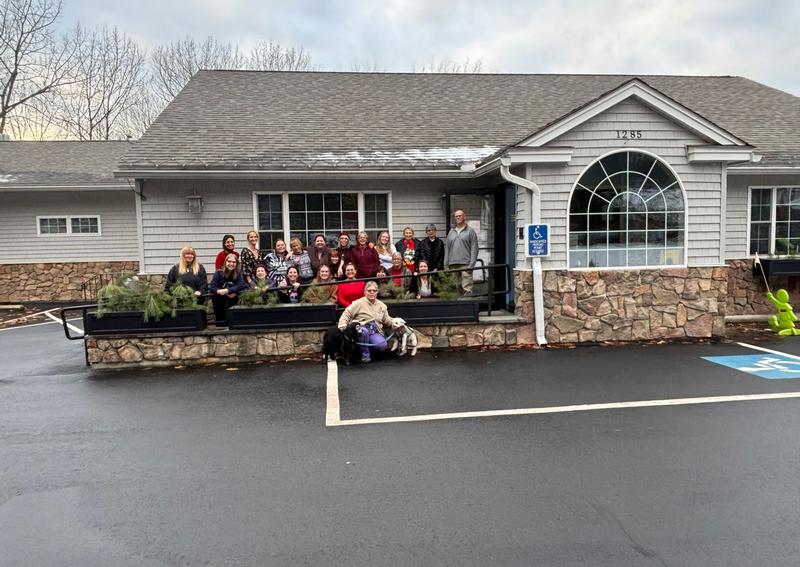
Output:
[569, 151, 685, 268]
[256, 192, 389, 249]
[750, 187, 800, 255]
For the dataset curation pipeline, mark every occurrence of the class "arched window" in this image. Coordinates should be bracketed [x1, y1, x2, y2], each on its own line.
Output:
[568, 151, 685, 268]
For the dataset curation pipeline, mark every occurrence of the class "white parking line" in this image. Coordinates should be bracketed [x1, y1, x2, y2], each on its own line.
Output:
[737, 341, 800, 360]
[0, 315, 81, 333]
[325, 351, 800, 427]
[326, 359, 341, 426]
[44, 311, 83, 335]
[328, 392, 800, 427]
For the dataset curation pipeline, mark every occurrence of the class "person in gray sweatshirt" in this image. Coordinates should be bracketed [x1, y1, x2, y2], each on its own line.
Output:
[444, 209, 479, 295]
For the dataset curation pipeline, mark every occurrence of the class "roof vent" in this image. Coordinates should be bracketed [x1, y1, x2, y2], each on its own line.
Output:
[0, 132, 11, 142]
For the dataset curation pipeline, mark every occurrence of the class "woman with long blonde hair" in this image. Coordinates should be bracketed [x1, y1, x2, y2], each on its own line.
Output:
[374, 230, 397, 271]
[164, 245, 207, 297]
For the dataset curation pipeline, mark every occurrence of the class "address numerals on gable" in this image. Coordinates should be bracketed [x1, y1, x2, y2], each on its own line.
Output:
[616, 130, 643, 139]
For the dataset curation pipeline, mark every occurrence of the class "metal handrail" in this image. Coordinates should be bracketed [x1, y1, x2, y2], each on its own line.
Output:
[59, 304, 95, 340]
[251, 262, 512, 316]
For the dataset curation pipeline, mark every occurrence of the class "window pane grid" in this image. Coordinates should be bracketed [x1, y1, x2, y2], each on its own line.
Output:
[569, 152, 684, 268]
[38, 216, 99, 235]
[39, 218, 67, 234]
[258, 192, 389, 248]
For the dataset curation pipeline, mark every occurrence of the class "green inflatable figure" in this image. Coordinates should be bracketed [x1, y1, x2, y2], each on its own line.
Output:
[766, 289, 800, 336]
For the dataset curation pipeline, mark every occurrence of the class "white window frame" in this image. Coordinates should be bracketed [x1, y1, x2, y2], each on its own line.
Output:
[747, 185, 800, 257]
[566, 148, 688, 270]
[251, 190, 393, 244]
[36, 215, 102, 237]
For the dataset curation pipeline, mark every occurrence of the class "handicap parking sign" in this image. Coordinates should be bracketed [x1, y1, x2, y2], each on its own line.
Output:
[526, 224, 550, 257]
[703, 354, 800, 379]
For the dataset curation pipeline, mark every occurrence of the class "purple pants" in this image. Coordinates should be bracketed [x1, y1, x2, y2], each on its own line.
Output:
[359, 321, 387, 361]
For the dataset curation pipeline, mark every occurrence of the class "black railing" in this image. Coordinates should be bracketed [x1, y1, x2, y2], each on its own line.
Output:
[244, 262, 512, 316]
[60, 263, 513, 340]
[79, 272, 125, 300]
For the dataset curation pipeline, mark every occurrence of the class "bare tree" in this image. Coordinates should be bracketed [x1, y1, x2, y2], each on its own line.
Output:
[56, 24, 146, 140]
[248, 40, 315, 71]
[348, 59, 386, 73]
[150, 35, 245, 105]
[4, 88, 59, 138]
[415, 57, 485, 74]
[0, 0, 76, 133]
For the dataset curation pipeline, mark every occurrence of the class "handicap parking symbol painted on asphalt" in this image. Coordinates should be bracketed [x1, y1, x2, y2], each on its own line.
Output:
[703, 354, 800, 379]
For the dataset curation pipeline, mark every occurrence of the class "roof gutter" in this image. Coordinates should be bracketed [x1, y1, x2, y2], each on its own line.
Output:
[499, 157, 547, 346]
[112, 168, 477, 180]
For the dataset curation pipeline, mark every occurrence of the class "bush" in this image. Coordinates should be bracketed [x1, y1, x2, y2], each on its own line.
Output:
[96, 275, 201, 322]
[301, 284, 335, 304]
[237, 282, 279, 308]
[434, 270, 462, 300]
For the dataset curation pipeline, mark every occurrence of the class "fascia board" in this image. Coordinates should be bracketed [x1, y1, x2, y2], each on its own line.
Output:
[728, 166, 800, 175]
[113, 169, 474, 180]
[687, 146, 756, 163]
[0, 184, 131, 192]
[519, 81, 747, 148]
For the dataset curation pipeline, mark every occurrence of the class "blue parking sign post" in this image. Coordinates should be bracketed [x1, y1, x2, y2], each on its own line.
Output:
[526, 224, 550, 257]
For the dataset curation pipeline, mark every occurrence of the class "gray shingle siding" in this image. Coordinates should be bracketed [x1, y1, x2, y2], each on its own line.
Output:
[0, 191, 138, 263]
[515, 98, 724, 268]
[138, 178, 486, 275]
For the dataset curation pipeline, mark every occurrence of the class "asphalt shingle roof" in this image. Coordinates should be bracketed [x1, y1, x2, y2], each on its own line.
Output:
[0, 140, 132, 186]
[118, 71, 800, 171]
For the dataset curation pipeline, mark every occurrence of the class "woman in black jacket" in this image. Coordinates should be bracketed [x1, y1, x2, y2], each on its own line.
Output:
[164, 246, 208, 299]
[209, 253, 246, 325]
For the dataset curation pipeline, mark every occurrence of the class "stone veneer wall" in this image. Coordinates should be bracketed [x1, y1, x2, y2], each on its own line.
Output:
[726, 258, 800, 316]
[86, 322, 539, 368]
[534, 267, 728, 343]
[0, 261, 139, 302]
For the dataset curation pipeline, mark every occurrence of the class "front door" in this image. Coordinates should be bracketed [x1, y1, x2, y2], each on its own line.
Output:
[445, 187, 511, 310]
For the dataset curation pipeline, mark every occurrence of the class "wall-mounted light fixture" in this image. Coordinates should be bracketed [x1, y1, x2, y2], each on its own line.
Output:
[186, 190, 204, 214]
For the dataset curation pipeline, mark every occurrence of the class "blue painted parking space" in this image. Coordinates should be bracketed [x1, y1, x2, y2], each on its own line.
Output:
[703, 353, 800, 379]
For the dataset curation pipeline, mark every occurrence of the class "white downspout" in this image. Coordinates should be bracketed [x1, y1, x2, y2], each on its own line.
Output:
[499, 158, 547, 346]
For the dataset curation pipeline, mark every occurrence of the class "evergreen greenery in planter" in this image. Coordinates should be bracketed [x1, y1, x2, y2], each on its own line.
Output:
[237, 282, 280, 308]
[383, 270, 480, 324]
[96, 276, 203, 322]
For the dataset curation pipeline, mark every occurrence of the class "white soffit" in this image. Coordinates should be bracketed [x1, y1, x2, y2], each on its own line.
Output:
[504, 147, 574, 164]
[518, 80, 748, 148]
[686, 145, 757, 163]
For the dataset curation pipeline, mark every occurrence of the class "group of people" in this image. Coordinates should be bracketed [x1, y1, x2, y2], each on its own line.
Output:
[163, 210, 480, 328]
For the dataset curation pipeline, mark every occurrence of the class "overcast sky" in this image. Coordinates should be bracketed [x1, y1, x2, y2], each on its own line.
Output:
[60, 0, 800, 95]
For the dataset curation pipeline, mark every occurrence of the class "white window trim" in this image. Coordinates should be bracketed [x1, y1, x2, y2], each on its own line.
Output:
[746, 185, 800, 257]
[565, 148, 689, 270]
[36, 215, 102, 237]
[251, 190, 392, 243]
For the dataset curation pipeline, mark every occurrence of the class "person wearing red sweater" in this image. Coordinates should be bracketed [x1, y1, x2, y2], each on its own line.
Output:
[215, 234, 239, 270]
[336, 263, 366, 307]
[349, 231, 380, 278]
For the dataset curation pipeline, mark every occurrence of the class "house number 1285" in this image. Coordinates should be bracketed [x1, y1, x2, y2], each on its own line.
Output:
[616, 130, 642, 139]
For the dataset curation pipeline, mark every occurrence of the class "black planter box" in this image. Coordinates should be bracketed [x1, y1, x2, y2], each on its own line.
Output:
[756, 258, 800, 279]
[227, 304, 337, 330]
[386, 299, 480, 325]
[85, 309, 207, 335]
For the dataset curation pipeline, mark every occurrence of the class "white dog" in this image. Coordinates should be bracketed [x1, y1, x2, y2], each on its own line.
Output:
[389, 317, 418, 357]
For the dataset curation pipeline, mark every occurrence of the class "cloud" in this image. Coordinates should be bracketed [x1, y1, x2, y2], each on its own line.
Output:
[58, 0, 800, 94]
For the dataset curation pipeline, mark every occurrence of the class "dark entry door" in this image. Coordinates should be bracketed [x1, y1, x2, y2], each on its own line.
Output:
[445, 187, 510, 310]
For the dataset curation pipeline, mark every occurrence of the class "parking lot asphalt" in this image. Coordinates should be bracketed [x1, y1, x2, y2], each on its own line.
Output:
[2, 321, 800, 566]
